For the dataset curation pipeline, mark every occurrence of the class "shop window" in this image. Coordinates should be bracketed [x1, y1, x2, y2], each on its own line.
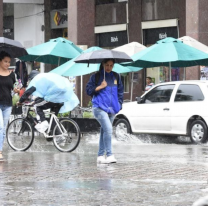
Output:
[146, 67, 184, 85]
[142, 0, 180, 21]
[63, 28, 67, 38]
[121, 74, 129, 93]
[51, 0, 67, 10]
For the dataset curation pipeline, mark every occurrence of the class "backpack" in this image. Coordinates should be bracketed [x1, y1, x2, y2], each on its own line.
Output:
[89, 71, 120, 97]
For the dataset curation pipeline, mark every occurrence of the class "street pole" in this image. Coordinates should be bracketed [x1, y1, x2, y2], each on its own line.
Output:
[169, 62, 172, 81]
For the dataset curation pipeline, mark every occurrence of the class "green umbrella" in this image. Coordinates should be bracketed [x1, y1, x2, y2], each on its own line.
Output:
[50, 46, 131, 77]
[19, 37, 82, 65]
[124, 37, 208, 81]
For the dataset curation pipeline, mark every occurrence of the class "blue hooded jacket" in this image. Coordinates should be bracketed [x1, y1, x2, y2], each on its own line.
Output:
[86, 69, 124, 114]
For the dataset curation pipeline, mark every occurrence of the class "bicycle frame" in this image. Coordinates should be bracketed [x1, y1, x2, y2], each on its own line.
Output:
[43, 110, 66, 138]
[24, 106, 66, 138]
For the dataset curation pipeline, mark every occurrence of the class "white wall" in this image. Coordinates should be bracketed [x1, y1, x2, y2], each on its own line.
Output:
[14, 3, 44, 49]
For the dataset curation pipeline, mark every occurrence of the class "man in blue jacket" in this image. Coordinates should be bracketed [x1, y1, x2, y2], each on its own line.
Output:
[86, 59, 123, 164]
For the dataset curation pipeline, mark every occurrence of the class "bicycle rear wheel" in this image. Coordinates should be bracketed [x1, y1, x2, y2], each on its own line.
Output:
[53, 118, 81, 152]
[7, 118, 34, 151]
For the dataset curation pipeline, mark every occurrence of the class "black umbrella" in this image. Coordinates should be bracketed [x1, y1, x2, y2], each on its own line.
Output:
[0, 37, 28, 58]
[74, 49, 133, 64]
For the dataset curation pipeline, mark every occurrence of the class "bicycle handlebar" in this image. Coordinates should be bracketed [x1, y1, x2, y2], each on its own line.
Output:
[16, 101, 35, 107]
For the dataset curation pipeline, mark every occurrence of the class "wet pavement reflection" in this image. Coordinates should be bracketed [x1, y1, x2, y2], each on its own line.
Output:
[1, 133, 208, 205]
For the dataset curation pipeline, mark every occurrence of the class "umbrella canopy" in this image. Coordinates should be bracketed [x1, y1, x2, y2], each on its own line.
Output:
[74, 49, 133, 64]
[125, 37, 208, 68]
[51, 47, 131, 77]
[113, 41, 146, 72]
[113, 42, 146, 101]
[27, 73, 79, 113]
[113, 41, 146, 57]
[178, 36, 208, 53]
[0, 37, 28, 58]
[19, 37, 82, 65]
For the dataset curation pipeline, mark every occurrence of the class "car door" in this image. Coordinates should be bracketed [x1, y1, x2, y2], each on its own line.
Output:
[171, 84, 205, 134]
[131, 84, 175, 132]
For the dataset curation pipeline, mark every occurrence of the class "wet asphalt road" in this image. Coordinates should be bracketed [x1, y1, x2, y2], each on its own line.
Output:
[1, 133, 208, 206]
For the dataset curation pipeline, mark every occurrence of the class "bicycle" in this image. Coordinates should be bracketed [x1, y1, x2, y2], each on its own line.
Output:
[6, 102, 81, 152]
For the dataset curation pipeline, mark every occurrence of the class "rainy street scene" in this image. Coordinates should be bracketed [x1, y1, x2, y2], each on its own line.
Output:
[2, 0, 208, 206]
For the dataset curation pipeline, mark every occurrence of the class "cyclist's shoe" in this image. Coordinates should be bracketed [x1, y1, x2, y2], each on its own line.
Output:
[35, 120, 49, 133]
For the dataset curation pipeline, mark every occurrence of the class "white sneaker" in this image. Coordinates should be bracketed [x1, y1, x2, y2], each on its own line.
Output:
[97, 155, 106, 164]
[35, 120, 49, 133]
[106, 155, 117, 163]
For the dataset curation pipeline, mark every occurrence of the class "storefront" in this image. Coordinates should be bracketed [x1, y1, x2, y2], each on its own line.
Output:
[142, 19, 184, 85]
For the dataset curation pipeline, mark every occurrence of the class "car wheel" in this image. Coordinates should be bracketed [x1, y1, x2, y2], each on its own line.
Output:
[190, 120, 208, 144]
[115, 118, 131, 138]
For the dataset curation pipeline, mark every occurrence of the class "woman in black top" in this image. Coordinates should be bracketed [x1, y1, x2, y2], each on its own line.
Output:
[0, 51, 16, 161]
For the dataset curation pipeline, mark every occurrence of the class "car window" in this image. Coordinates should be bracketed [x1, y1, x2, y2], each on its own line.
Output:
[144, 85, 175, 103]
[174, 84, 204, 102]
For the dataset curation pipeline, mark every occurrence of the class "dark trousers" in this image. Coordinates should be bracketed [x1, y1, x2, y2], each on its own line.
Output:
[34, 98, 62, 122]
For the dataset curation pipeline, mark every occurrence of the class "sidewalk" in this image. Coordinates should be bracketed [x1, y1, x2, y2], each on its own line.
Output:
[0, 134, 208, 206]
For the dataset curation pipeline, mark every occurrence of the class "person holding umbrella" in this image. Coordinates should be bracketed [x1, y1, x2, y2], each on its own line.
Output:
[0, 51, 17, 161]
[86, 59, 124, 164]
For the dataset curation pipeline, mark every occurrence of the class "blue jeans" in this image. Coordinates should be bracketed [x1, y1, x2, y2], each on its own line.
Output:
[0, 105, 12, 151]
[93, 107, 115, 157]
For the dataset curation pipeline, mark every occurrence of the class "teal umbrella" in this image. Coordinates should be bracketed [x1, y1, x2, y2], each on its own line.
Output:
[19, 37, 82, 65]
[124, 37, 208, 81]
[50, 46, 132, 77]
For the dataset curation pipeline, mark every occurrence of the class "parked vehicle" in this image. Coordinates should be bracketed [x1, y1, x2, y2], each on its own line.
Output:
[114, 81, 208, 144]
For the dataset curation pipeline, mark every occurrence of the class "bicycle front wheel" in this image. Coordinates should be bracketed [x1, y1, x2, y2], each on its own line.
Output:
[53, 118, 81, 152]
[7, 118, 34, 151]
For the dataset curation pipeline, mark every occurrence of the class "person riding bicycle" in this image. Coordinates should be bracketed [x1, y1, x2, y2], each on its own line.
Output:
[18, 72, 79, 133]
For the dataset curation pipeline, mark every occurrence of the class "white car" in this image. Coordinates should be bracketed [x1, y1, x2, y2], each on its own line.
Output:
[114, 80, 208, 144]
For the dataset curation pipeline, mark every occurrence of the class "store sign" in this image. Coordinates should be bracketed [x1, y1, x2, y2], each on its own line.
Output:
[159, 32, 167, 39]
[3, 28, 13, 33]
[98, 31, 128, 47]
[111, 36, 118, 42]
[143, 27, 178, 45]
[50, 9, 68, 29]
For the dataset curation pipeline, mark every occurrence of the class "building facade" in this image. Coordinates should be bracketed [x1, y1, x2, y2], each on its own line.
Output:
[68, 0, 208, 107]
[1, 0, 208, 107]
[1, 0, 44, 72]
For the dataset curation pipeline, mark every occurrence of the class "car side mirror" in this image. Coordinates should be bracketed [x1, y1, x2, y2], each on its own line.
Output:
[136, 96, 143, 104]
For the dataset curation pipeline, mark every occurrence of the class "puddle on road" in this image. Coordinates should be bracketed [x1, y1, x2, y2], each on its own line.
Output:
[6, 179, 138, 190]
[3, 128, 194, 154]
[85, 132, 192, 145]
